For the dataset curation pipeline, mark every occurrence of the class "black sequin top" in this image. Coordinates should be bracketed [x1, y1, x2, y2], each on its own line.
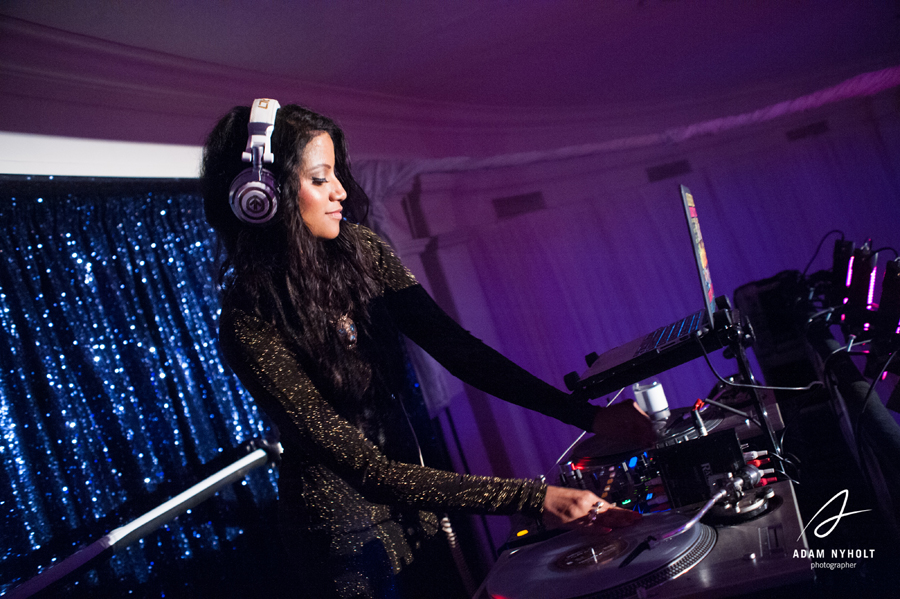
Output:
[218, 225, 597, 597]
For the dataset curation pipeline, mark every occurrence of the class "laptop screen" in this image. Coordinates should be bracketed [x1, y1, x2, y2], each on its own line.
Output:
[680, 185, 716, 324]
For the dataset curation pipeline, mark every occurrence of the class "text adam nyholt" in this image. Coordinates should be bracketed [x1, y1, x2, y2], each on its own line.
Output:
[793, 549, 875, 559]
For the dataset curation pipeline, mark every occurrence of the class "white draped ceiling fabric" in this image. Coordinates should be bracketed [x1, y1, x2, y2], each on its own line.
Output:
[2, 12, 900, 562]
[356, 74, 900, 555]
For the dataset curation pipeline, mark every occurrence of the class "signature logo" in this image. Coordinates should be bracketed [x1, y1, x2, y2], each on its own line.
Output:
[797, 489, 872, 541]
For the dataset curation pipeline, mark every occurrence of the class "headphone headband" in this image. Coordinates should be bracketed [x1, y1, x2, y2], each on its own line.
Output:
[242, 98, 280, 166]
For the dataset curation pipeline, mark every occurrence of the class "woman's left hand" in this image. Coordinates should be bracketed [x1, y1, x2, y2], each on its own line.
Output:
[542, 486, 641, 532]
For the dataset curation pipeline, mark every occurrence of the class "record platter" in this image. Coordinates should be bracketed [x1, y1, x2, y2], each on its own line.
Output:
[483, 512, 715, 599]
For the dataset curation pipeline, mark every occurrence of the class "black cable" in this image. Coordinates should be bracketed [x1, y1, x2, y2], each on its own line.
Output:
[802, 229, 844, 276]
[553, 387, 625, 468]
[873, 246, 899, 259]
[694, 332, 824, 466]
[850, 351, 896, 504]
[804, 307, 835, 335]
[819, 359, 878, 498]
[693, 332, 824, 393]
[776, 385, 829, 448]
[821, 346, 872, 378]
[702, 397, 762, 428]
[774, 467, 801, 486]
[770, 451, 800, 471]
[855, 351, 897, 440]
[776, 341, 866, 457]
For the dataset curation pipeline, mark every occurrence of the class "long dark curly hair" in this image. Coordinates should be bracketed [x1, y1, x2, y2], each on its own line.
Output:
[200, 103, 385, 425]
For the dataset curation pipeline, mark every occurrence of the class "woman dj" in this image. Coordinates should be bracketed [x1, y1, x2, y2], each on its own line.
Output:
[200, 99, 654, 598]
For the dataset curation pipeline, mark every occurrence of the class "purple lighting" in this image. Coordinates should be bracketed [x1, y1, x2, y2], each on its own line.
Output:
[863, 265, 878, 331]
[867, 266, 877, 309]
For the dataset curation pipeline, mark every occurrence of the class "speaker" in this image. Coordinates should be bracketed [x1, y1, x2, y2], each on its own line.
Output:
[229, 98, 281, 225]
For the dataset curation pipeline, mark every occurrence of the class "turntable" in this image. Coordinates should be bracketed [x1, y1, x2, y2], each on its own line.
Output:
[477, 417, 813, 599]
[475, 480, 813, 598]
[482, 511, 715, 599]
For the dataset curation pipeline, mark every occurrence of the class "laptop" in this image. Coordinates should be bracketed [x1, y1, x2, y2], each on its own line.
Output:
[568, 185, 724, 398]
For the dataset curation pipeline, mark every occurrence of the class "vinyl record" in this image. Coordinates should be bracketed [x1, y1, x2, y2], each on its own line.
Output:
[485, 512, 716, 599]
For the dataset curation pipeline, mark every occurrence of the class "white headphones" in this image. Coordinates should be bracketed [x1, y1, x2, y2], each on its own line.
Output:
[228, 98, 281, 225]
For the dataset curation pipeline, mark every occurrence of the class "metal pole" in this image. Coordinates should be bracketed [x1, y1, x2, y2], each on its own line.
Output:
[5, 443, 280, 599]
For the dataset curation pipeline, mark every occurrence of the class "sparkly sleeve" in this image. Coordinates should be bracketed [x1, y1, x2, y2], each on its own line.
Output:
[355, 225, 419, 293]
[218, 307, 548, 518]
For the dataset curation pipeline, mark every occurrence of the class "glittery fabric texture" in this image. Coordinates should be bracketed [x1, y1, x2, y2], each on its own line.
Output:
[0, 180, 277, 597]
[218, 225, 595, 597]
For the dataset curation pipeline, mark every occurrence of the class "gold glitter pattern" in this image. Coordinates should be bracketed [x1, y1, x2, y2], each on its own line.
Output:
[217, 226, 558, 597]
[353, 223, 418, 293]
[222, 308, 546, 520]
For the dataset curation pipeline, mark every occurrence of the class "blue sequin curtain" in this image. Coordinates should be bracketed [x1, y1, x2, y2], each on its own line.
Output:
[0, 176, 279, 598]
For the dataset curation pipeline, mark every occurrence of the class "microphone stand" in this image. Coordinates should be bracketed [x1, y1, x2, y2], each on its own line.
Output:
[6, 439, 282, 599]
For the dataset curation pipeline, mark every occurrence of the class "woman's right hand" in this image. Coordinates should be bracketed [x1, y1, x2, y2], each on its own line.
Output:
[590, 400, 657, 454]
[542, 485, 641, 531]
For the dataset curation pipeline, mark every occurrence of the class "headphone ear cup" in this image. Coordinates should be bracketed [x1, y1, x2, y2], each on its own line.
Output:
[229, 168, 279, 225]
